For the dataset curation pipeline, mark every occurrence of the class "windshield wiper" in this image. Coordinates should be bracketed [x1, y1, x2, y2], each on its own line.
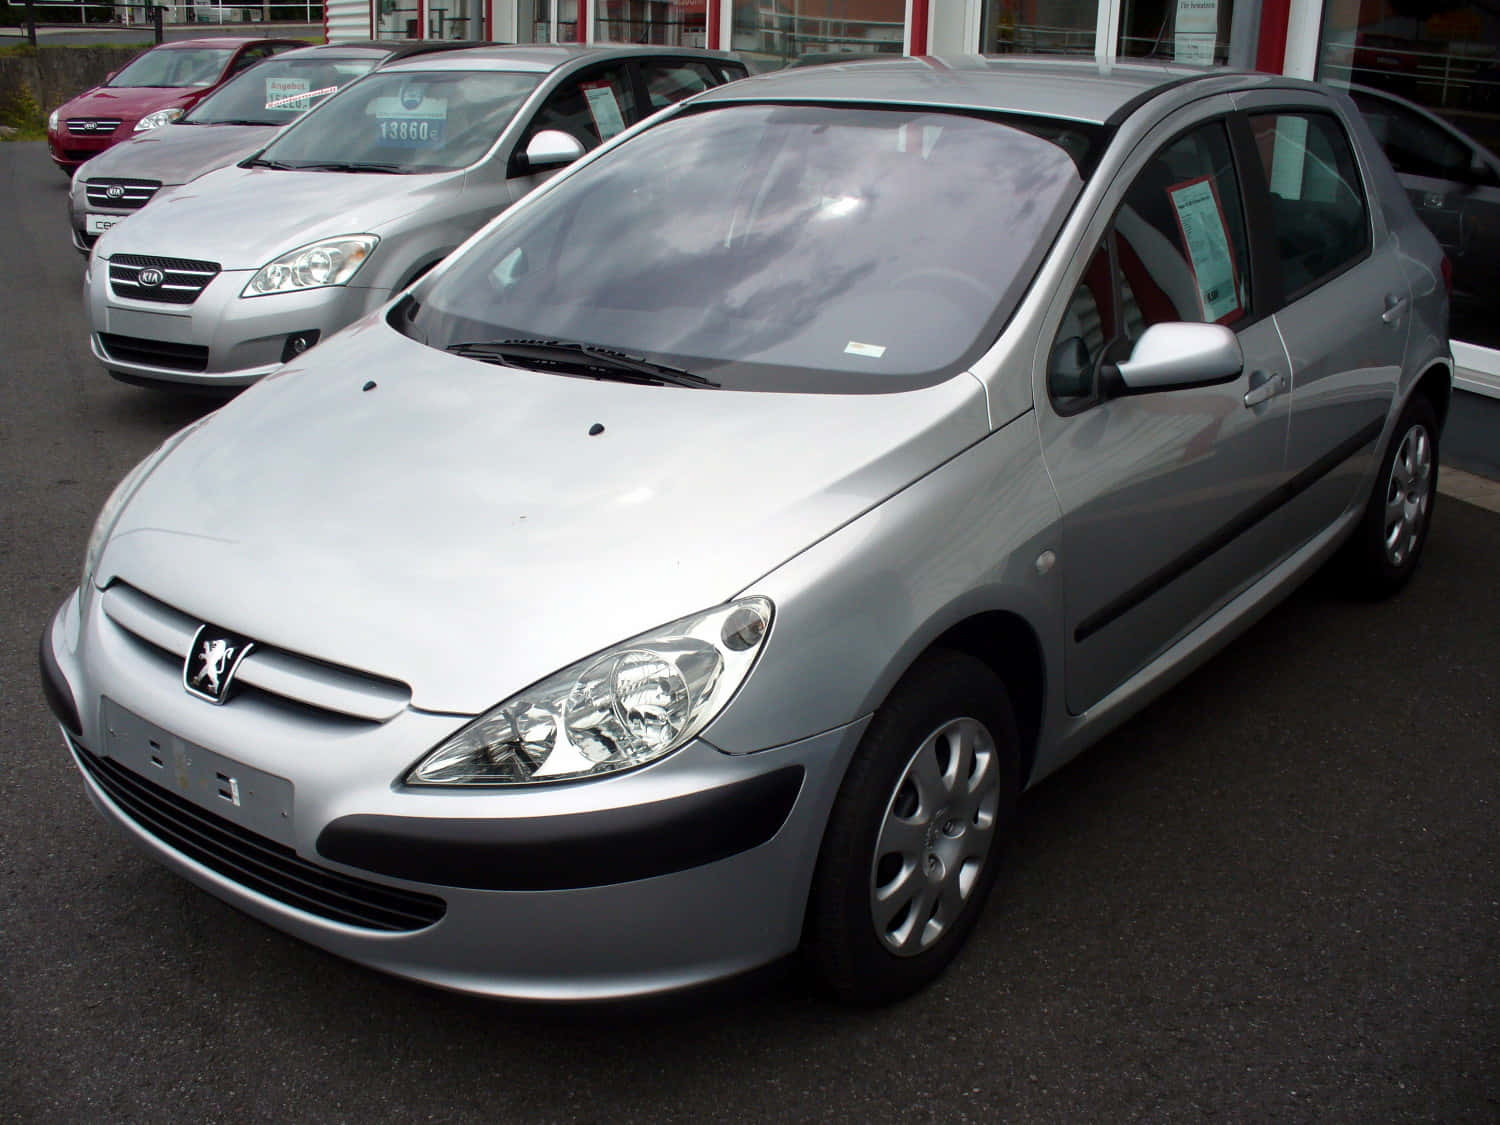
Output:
[447, 339, 718, 388]
[204, 118, 279, 127]
[244, 157, 299, 169]
[286, 160, 406, 173]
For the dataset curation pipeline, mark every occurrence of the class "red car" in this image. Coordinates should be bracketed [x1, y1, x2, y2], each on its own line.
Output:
[46, 37, 305, 177]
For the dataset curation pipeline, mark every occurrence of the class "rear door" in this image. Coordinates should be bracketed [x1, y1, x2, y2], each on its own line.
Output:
[1233, 93, 1410, 549]
[1035, 99, 1294, 714]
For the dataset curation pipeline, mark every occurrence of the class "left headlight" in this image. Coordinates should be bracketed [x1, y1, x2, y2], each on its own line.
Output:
[407, 598, 775, 787]
[242, 235, 379, 297]
[133, 108, 184, 132]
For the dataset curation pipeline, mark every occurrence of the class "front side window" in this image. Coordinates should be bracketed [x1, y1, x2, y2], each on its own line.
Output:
[407, 104, 1099, 393]
[185, 56, 380, 126]
[524, 65, 637, 148]
[255, 70, 541, 173]
[109, 48, 234, 88]
[1249, 112, 1370, 300]
[1050, 120, 1250, 409]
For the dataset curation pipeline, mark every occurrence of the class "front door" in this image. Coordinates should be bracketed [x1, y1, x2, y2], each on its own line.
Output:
[1037, 107, 1293, 714]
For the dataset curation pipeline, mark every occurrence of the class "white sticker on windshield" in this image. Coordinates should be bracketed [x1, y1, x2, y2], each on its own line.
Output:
[845, 341, 887, 358]
[582, 81, 626, 140]
[1167, 175, 1242, 324]
[265, 76, 310, 110]
[372, 89, 448, 148]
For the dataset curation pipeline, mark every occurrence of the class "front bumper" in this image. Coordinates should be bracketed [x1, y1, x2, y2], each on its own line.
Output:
[42, 596, 863, 999]
[86, 262, 385, 388]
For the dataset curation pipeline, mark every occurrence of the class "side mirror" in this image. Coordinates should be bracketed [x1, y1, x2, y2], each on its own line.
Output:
[1107, 322, 1242, 395]
[105, 69, 120, 83]
[522, 129, 586, 173]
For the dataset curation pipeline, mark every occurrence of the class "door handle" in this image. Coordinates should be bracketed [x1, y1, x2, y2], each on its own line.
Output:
[1382, 295, 1409, 324]
[1243, 372, 1284, 408]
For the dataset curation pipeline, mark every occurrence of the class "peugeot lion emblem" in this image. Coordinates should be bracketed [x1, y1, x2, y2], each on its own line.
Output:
[105, 184, 125, 199]
[183, 625, 254, 704]
[137, 268, 165, 288]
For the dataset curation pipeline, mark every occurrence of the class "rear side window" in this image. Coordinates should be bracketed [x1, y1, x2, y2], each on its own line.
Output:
[639, 61, 720, 111]
[1249, 112, 1370, 300]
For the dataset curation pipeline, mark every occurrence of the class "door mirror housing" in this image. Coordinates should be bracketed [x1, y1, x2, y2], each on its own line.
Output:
[1105, 322, 1243, 396]
[522, 129, 586, 173]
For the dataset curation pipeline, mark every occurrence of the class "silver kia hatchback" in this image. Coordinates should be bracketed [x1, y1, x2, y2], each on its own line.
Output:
[44, 58, 1451, 1003]
[67, 42, 463, 253]
[83, 44, 747, 389]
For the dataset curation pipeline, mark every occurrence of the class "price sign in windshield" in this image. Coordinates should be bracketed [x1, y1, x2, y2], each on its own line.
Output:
[372, 89, 448, 148]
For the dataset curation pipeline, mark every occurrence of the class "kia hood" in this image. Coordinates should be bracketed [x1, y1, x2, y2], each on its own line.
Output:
[94, 164, 456, 269]
[60, 84, 196, 125]
[76, 122, 277, 187]
[99, 320, 990, 715]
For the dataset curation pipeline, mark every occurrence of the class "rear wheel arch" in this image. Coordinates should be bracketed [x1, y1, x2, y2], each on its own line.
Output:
[1410, 361, 1452, 431]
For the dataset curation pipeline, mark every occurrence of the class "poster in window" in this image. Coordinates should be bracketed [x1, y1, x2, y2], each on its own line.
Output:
[1167, 174, 1242, 324]
[582, 81, 626, 141]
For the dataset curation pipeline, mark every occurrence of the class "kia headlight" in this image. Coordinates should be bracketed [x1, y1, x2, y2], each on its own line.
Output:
[242, 236, 378, 297]
[48, 109, 59, 131]
[408, 598, 774, 786]
[133, 108, 184, 132]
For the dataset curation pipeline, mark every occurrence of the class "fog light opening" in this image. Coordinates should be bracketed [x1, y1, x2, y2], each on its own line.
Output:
[281, 330, 321, 363]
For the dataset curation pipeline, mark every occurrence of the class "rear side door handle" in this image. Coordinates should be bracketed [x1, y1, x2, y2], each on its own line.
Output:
[1382, 295, 1409, 324]
[1243, 372, 1284, 408]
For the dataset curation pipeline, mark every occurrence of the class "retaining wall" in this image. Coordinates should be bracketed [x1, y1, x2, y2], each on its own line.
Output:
[0, 45, 150, 115]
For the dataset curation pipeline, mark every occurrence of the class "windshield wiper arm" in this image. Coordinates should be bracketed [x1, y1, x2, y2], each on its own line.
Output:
[206, 118, 279, 126]
[447, 339, 718, 388]
[244, 157, 299, 169]
[288, 160, 406, 173]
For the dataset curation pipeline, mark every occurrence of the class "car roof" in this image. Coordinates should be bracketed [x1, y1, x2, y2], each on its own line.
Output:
[273, 42, 403, 61]
[377, 43, 738, 75]
[153, 37, 305, 49]
[692, 55, 1259, 126]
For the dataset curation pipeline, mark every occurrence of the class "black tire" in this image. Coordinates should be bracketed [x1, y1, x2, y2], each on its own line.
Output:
[805, 650, 1021, 1004]
[1336, 393, 1440, 598]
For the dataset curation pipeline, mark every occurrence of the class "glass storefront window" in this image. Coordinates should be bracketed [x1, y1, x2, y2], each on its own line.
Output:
[376, 0, 421, 38]
[731, 0, 905, 69]
[981, 0, 1096, 55]
[1320, 0, 1500, 351]
[515, 0, 552, 41]
[597, 0, 708, 46]
[1117, 0, 1233, 63]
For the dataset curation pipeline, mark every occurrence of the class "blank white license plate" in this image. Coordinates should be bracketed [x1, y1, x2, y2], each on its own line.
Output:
[86, 213, 122, 235]
[102, 698, 296, 846]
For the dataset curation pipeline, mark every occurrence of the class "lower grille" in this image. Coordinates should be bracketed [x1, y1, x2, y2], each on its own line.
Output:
[74, 741, 446, 932]
[98, 333, 209, 373]
[86, 178, 161, 210]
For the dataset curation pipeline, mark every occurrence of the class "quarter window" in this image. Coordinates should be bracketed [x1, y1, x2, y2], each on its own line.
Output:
[1249, 112, 1370, 300]
[639, 61, 720, 111]
[1049, 120, 1250, 410]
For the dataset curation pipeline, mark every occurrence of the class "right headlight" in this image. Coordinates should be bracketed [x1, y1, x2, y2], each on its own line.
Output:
[48, 109, 59, 132]
[407, 598, 774, 787]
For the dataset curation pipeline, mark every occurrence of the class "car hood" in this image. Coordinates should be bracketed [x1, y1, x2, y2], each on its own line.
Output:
[100, 319, 990, 715]
[94, 163, 456, 269]
[59, 85, 197, 124]
[75, 122, 277, 187]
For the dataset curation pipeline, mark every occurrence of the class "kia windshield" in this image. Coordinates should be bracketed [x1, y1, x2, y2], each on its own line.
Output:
[109, 48, 233, 88]
[252, 70, 541, 173]
[402, 103, 1099, 393]
[185, 55, 379, 125]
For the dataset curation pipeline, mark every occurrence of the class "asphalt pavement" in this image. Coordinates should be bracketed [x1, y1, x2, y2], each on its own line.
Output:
[1, 139, 1497, 1122]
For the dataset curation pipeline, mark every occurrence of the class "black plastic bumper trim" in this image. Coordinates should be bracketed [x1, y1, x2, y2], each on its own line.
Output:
[317, 765, 806, 892]
[39, 617, 82, 736]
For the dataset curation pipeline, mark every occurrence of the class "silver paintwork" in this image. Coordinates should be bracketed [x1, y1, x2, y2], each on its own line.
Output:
[1114, 322, 1244, 390]
[50, 60, 1453, 999]
[872, 717, 1001, 957]
[85, 45, 742, 386]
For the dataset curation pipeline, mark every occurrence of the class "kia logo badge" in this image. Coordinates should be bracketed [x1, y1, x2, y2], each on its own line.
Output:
[137, 268, 165, 288]
[105, 184, 125, 199]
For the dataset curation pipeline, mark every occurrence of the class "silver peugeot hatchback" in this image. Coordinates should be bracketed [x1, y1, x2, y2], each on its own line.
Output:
[83, 44, 746, 389]
[44, 58, 1451, 1003]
